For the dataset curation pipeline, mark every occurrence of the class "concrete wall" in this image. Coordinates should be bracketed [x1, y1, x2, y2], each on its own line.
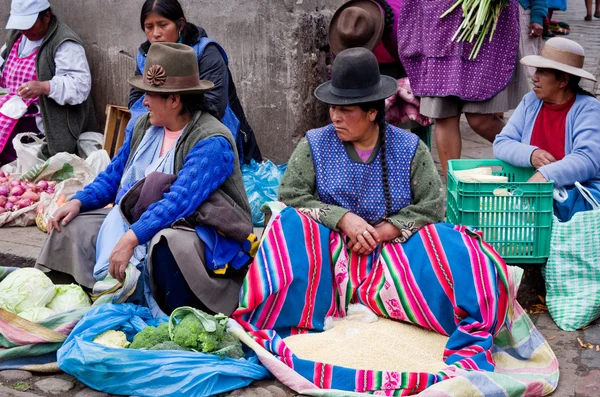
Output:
[0, 0, 345, 163]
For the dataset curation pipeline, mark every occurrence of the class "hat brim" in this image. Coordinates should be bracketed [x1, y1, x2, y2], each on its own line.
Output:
[521, 55, 597, 82]
[329, 0, 384, 55]
[128, 76, 214, 95]
[6, 14, 38, 30]
[314, 75, 398, 105]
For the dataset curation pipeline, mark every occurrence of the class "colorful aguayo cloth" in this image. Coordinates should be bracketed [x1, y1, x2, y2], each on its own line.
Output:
[0, 267, 86, 372]
[232, 208, 558, 396]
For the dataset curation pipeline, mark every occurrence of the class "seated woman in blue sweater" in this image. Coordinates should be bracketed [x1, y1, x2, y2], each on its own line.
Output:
[36, 43, 253, 316]
[494, 38, 600, 221]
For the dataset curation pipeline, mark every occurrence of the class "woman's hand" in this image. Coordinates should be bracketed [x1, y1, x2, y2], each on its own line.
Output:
[529, 23, 543, 38]
[17, 81, 50, 99]
[530, 149, 556, 169]
[47, 199, 82, 234]
[109, 230, 139, 283]
[374, 222, 402, 243]
[528, 171, 548, 183]
[337, 212, 380, 255]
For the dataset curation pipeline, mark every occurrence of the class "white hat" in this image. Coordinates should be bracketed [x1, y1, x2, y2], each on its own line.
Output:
[521, 38, 596, 82]
[6, 0, 51, 31]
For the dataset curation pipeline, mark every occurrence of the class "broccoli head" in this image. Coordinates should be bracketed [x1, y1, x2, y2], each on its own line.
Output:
[129, 324, 171, 349]
[172, 313, 203, 349]
[198, 332, 220, 353]
[170, 307, 229, 352]
[213, 332, 245, 359]
[149, 341, 191, 351]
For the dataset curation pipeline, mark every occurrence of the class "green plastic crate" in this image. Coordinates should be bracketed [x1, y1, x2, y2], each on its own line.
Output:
[446, 159, 554, 264]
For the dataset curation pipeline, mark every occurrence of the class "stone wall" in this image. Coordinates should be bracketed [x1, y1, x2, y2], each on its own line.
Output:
[0, 0, 344, 162]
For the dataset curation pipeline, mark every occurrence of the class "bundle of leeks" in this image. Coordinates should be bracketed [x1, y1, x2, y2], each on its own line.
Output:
[440, 0, 510, 60]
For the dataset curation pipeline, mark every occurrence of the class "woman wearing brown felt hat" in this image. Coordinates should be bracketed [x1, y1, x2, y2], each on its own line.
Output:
[39, 43, 253, 316]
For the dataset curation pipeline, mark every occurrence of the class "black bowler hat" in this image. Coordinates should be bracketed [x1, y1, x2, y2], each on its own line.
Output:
[314, 47, 397, 105]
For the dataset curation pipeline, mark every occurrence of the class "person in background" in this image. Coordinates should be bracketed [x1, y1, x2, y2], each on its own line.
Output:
[397, 0, 529, 177]
[544, 0, 569, 36]
[128, 0, 262, 164]
[0, 0, 97, 165]
[494, 38, 600, 221]
[519, 0, 547, 79]
[327, 0, 432, 137]
[585, 0, 600, 20]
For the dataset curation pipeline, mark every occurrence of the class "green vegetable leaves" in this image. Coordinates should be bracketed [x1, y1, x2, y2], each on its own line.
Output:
[440, 0, 509, 59]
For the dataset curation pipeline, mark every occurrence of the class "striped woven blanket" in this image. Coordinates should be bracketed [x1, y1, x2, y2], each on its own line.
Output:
[232, 208, 558, 396]
[0, 267, 86, 372]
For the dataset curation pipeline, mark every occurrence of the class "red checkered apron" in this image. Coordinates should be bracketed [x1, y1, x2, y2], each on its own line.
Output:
[0, 35, 41, 153]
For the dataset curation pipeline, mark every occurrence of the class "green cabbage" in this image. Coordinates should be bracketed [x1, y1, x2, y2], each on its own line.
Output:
[46, 284, 91, 313]
[0, 268, 56, 314]
[18, 307, 56, 323]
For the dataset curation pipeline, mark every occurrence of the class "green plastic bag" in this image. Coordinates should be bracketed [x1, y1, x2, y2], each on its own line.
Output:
[544, 183, 600, 331]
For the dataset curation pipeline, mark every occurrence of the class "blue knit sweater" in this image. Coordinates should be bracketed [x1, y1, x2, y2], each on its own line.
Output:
[519, 0, 548, 25]
[494, 92, 600, 190]
[72, 132, 234, 245]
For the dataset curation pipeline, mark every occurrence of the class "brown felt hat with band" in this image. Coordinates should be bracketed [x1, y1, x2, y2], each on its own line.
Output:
[329, 0, 384, 55]
[128, 42, 214, 94]
[521, 38, 596, 82]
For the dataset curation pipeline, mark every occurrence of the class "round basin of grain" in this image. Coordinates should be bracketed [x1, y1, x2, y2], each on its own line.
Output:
[284, 316, 450, 373]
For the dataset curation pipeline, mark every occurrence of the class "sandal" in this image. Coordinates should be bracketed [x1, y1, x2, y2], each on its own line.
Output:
[585, 15, 592, 21]
[595, 12, 600, 18]
[549, 20, 570, 29]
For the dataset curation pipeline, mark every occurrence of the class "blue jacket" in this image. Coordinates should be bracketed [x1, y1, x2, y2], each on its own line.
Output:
[73, 133, 235, 245]
[519, 0, 548, 25]
[493, 92, 600, 189]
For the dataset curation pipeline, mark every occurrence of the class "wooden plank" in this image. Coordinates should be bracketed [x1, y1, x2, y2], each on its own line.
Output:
[103, 105, 118, 158]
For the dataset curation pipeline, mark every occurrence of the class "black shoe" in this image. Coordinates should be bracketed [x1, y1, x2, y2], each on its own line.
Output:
[542, 30, 556, 38]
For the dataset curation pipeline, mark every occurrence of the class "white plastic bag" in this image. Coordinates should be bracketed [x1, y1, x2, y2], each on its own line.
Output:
[84, 150, 110, 179]
[0, 96, 27, 119]
[10, 132, 46, 175]
[77, 132, 105, 159]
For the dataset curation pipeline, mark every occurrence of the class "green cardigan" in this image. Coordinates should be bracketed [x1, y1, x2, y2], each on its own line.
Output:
[278, 137, 444, 241]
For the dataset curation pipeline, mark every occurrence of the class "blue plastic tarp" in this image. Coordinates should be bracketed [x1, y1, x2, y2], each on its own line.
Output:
[58, 304, 270, 397]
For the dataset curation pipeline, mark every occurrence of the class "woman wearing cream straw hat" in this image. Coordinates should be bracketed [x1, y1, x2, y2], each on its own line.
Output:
[494, 38, 600, 220]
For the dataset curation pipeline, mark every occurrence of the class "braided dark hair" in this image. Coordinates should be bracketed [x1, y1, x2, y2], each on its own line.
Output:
[358, 100, 393, 218]
[371, 0, 395, 37]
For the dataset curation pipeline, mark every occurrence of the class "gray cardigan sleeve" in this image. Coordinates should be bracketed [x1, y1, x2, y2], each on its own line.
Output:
[278, 138, 349, 230]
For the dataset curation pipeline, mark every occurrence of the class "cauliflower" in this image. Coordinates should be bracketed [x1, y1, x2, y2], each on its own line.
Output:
[93, 330, 130, 348]
[129, 322, 170, 350]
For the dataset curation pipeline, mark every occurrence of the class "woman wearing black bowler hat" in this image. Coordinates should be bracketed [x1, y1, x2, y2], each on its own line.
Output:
[280, 47, 443, 247]
[237, 49, 514, 373]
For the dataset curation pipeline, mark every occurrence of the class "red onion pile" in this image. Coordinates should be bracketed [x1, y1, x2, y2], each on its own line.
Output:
[0, 170, 56, 214]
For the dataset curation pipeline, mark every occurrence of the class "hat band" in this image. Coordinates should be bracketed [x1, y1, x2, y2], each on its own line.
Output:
[541, 46, 585, 68]
[143, 75, 200, 90]
[330, 80, 382, 98]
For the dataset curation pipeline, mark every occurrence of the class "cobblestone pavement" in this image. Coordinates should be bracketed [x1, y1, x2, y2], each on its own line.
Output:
[1, 1, 599, 396]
